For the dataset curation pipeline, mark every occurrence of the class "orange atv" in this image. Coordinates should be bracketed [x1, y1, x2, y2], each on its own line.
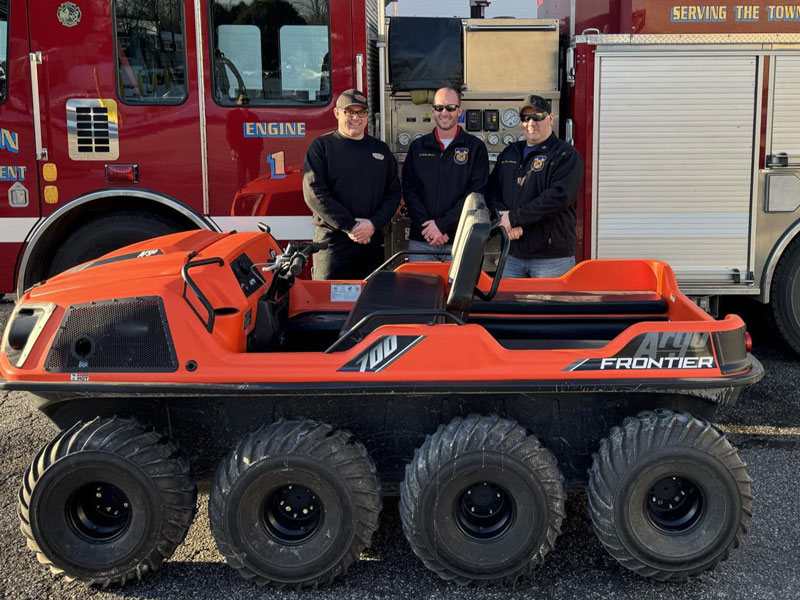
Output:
[0, 195, 762, 589]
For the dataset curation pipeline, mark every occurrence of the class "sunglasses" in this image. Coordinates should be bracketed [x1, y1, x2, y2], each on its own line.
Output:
[432, 104, 459, 112]
[520, 112, 549, 123]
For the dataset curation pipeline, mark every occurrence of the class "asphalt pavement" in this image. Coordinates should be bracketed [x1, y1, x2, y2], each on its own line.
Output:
[1, 297, 798, 600]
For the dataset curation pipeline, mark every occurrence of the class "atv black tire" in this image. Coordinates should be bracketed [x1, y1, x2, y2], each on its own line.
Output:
[209, 419, 381, 588]
[18, 417, 197, 587]
[588, 409, 752, 581]
[399, 414, 565, 585]
[771, 236, 800, 355]
[47, 211, 182, 278]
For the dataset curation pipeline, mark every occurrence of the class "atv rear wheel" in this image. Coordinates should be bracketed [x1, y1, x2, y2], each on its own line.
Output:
[18, 417, 197, 587]
[588, 409, 752, 581]
[399, 414, 565, 585]
[209, 419, 381, 588]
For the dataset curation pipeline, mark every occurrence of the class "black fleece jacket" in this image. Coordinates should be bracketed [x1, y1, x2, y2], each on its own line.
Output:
[487, 133, 583, 258]
[401, 127, 489, 242]
[303, 131, 401, 234]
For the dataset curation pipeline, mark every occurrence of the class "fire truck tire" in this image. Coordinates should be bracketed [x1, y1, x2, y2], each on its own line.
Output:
[399, 414, 565, 585]
[588, 409, 751, 581]
[208, 419, 381, 588]
[771, 237, 800, 355]
[17, 417, 197, 587]
[47, 211, 182, 277]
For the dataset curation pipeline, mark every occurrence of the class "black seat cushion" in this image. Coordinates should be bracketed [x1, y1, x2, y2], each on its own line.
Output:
[339, 271, 446, 344]
[471, 291, 668, 315]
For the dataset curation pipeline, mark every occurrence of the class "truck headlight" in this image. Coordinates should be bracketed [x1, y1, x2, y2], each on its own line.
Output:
[2, 303, 56, 368]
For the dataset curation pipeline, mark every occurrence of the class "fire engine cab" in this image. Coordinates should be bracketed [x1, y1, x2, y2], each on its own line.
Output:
[1, 0, 800, 353]
[0, 0, 376, 293]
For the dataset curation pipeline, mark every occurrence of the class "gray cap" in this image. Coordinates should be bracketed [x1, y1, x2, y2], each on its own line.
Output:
[336, 89, 369, 110]
[519, 94, 552, 114]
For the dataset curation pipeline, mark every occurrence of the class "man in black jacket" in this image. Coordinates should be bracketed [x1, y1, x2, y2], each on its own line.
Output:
[402, 87, 489, 260]
[488, 95, 583, 277]
[303, 89, 401, 279]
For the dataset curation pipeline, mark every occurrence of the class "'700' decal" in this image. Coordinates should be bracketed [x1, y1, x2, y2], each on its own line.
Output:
[338, 335, 424, 373]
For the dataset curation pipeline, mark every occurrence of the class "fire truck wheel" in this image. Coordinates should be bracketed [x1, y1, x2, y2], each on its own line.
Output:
[399, 414, 565, 585]
[771, 237, 800, 355]
[208, 419, 381, 588]
[47, 211, 182, 277]
[588, 409, 751, 581]
[17, 417, 197, 587]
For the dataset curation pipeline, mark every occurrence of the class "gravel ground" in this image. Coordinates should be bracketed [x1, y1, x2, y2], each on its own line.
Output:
[1, 297, 798, 600]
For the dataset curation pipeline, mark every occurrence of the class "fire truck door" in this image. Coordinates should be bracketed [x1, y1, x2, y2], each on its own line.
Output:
[765, 55, 800, 212]
[200, 0, 354, 241]
[0, 1, 41, 291]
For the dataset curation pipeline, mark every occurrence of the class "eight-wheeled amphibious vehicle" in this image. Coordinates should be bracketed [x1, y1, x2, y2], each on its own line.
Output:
[0, 196, 762, 588]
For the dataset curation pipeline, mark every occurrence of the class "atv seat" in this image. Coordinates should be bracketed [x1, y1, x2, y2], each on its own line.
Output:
[331, 205, 492, 351]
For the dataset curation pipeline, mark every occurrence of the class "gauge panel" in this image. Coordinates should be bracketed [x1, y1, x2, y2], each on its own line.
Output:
[501, 108, 520, 128]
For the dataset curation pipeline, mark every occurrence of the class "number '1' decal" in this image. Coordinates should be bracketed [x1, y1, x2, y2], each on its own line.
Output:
[266, 151, 286, 179]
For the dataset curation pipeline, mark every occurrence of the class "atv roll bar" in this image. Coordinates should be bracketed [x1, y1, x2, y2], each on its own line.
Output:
[324, 309, 465, 354]
[181, 257, 225, 333]
[475, 223, 509, 302]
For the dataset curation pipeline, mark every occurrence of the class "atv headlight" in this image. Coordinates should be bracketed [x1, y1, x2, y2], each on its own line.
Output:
[2, 303, 56, 368]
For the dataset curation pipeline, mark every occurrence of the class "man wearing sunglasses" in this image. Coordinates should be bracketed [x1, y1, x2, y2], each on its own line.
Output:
[401, 87, 489, 260]
[488, 95, 583, 278]
[303, 89, 401, 279]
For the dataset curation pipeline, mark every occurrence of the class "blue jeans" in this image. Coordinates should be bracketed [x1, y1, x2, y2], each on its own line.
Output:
[407, 239, 453, 262]
[501, 255, 575, 278]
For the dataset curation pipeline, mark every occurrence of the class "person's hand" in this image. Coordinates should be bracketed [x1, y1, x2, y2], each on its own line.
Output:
[422, 220, 447, 246]
[499, 211, 523, 240]
[348, 218, 375, 244]
[498, 210, 512, 234]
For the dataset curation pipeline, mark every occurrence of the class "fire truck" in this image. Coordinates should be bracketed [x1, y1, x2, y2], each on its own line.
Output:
[0, 0, 378, 294]
[1, 1, 800, 351]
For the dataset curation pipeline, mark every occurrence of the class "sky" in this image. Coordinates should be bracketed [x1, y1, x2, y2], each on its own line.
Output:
[392, 0, 540, 18]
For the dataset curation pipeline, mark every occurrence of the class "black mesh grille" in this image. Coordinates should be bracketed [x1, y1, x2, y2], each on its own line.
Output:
[45, 297, 178, 372]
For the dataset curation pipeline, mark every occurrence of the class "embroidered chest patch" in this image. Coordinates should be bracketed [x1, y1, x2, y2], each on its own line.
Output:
[453, 148, 469, 165]
[372, 152, 385, 160]
[532, 155, 547, 172]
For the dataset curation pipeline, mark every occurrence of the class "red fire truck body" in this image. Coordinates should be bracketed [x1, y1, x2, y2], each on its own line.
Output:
[2, 0, 800, 349]
[0, 0, 373, 293]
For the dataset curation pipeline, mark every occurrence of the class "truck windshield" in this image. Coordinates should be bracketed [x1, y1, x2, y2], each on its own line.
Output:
[210, 0, 331, 106]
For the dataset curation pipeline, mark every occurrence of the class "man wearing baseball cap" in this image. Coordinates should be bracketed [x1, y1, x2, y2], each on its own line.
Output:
[487, 94, 583, 278]
[303, 89, 400, 279]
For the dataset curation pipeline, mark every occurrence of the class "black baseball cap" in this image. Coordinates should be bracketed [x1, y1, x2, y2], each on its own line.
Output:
[519, 95, 552, 114]
[336, 89, 369, 110]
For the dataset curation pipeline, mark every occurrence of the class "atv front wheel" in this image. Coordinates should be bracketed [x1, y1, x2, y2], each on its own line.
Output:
[588, 409, 752, 581]
[209, 419, 381, 588]
[399, 414, 565, 585]
[18, 417, 197, 587]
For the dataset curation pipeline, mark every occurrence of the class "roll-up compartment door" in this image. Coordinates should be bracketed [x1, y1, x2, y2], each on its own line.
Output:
[593, 53, 757, 282]
[770, 55, 800, 155]
[765, 55, 800, 214]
